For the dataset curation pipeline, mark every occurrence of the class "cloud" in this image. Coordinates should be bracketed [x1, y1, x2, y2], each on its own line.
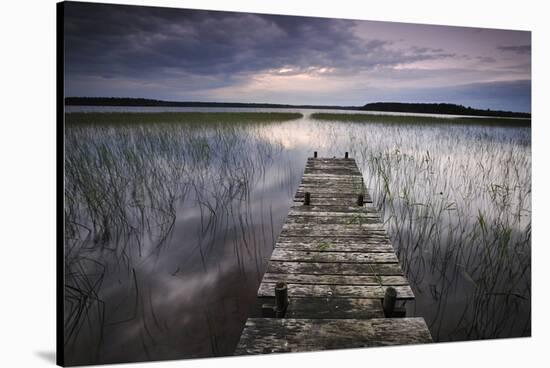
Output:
[64, 2, 455, 81]
[477, 56, 497, 63]
[497, 45, 531, 54]
[63, 2, 531, 111]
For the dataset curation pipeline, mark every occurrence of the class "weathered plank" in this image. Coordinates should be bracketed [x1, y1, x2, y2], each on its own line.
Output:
[270, 249, 399, 263]
[294, 193, 368, 201]
[304, 169, 361, 174]
[262, 273, 409, 286]
[301, 174, 363, 178]
[280, 227, 387, 238]
[275, 242, 394, 253]
[286, 215, 381, 225]
[292, 198, 369, 206]
[296, 191, 367, 199]
[302, 173, 364, 178]
[286, 212, 382, 221]
[281, 222, 386, 231]
[286, 297, 385, 319]
[305, 164, 360, 169]
[299, 183, 364, 188]
[277, 235, 391, 244]
[299, 179, 364, 185]
[267, 261, 404, 276]
[278, 235, 392, 245]
[299, 181, 364, 186]
[304, 170, 362, 176]
[288, 205, 376, 214]
[301, 173, 363, 177]
[307, 158, 354, 161]
[295, 191, 368, 198]
[234, 318, 433, 354]
[258, 283, 414, 299]
[288, 208, 380, 216]
[283, 223, 386, 232]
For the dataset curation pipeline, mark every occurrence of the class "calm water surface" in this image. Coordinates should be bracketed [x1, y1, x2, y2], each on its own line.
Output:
[64, 107, 531, 365]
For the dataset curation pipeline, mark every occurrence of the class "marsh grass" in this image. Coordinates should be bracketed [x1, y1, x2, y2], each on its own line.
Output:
[347, 122, 531, 340]
[63, 117, 294, 364]
[65, 112, 303, 125]
[310, 112, 531, 127]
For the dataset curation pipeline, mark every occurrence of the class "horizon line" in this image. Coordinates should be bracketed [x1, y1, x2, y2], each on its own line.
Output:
[64, 96, 531, 115]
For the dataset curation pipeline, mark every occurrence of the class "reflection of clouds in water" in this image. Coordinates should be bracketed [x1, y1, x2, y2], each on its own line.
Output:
[95, 258, 247, 362]
[152, 256, 237, 310]
[255, 120, 312, 150]
[254, 117, 343, 150]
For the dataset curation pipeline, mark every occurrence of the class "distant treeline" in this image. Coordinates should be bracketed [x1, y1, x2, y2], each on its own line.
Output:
[65, 97, 358, 110]
[65, 97, 530, 118]
[361, 102, 531, 118]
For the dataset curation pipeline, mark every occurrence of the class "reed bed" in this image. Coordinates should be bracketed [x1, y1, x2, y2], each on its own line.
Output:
[65, 112, 303, 125]
[63, 117, 297, 364]
[310, 112, 531, 127]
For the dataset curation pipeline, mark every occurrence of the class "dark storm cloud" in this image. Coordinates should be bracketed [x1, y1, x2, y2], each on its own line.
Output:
[64, 2, 454, 81]
[497, 45, 531, 54]
[63, 2, 530, 111]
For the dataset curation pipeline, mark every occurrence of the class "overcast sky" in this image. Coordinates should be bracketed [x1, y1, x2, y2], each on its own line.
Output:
[64, 2, 531, 112]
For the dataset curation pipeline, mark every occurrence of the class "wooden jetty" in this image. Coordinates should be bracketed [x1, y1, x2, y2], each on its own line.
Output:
[235, 153, 432, 355]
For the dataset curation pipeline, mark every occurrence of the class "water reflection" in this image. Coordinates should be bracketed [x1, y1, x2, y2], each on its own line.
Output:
[64, 111, 531, 365]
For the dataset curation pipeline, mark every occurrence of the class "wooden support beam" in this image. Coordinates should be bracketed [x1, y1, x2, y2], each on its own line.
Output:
[275, 282, 288, 318]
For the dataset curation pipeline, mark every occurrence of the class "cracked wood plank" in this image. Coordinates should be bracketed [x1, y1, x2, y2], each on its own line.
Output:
[275, 242, 394, 253]
[283, 222, 386, 231]
[292, 198, 370, 206]
[258, 283, 414, 299]
[261, 273, 409, 286]
[286, 215, 382, 225]
[286, 297, 384, 319]
[234, 318, 433, 354]
[277, 235, 391, 243]
[280, 227, 387, 238]
[288, 208, 380, 217]
[270, 249, 399, 263]
[267, 261, 404, 275]
[288, 205, 376, 214]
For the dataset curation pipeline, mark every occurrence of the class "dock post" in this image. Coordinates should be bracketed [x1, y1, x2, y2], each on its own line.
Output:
[275, 282, 288, 318]
[314, 151, 318, 158]
[345, 152, 348, 159]
[383, 287, 397, 317]
[357, 194, 364, 206]
[304, 192, 311, 206]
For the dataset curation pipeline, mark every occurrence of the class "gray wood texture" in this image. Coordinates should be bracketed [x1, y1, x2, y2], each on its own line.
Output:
[258, 283, 415, 299]
[286, 297, 385, 319]
[235, 318, 433, 354]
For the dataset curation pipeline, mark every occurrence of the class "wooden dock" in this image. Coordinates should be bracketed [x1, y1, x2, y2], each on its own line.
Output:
[235, 154, 432, 355]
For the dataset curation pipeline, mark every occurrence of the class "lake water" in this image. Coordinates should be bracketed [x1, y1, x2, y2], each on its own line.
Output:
[63, 107, 531, 365]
